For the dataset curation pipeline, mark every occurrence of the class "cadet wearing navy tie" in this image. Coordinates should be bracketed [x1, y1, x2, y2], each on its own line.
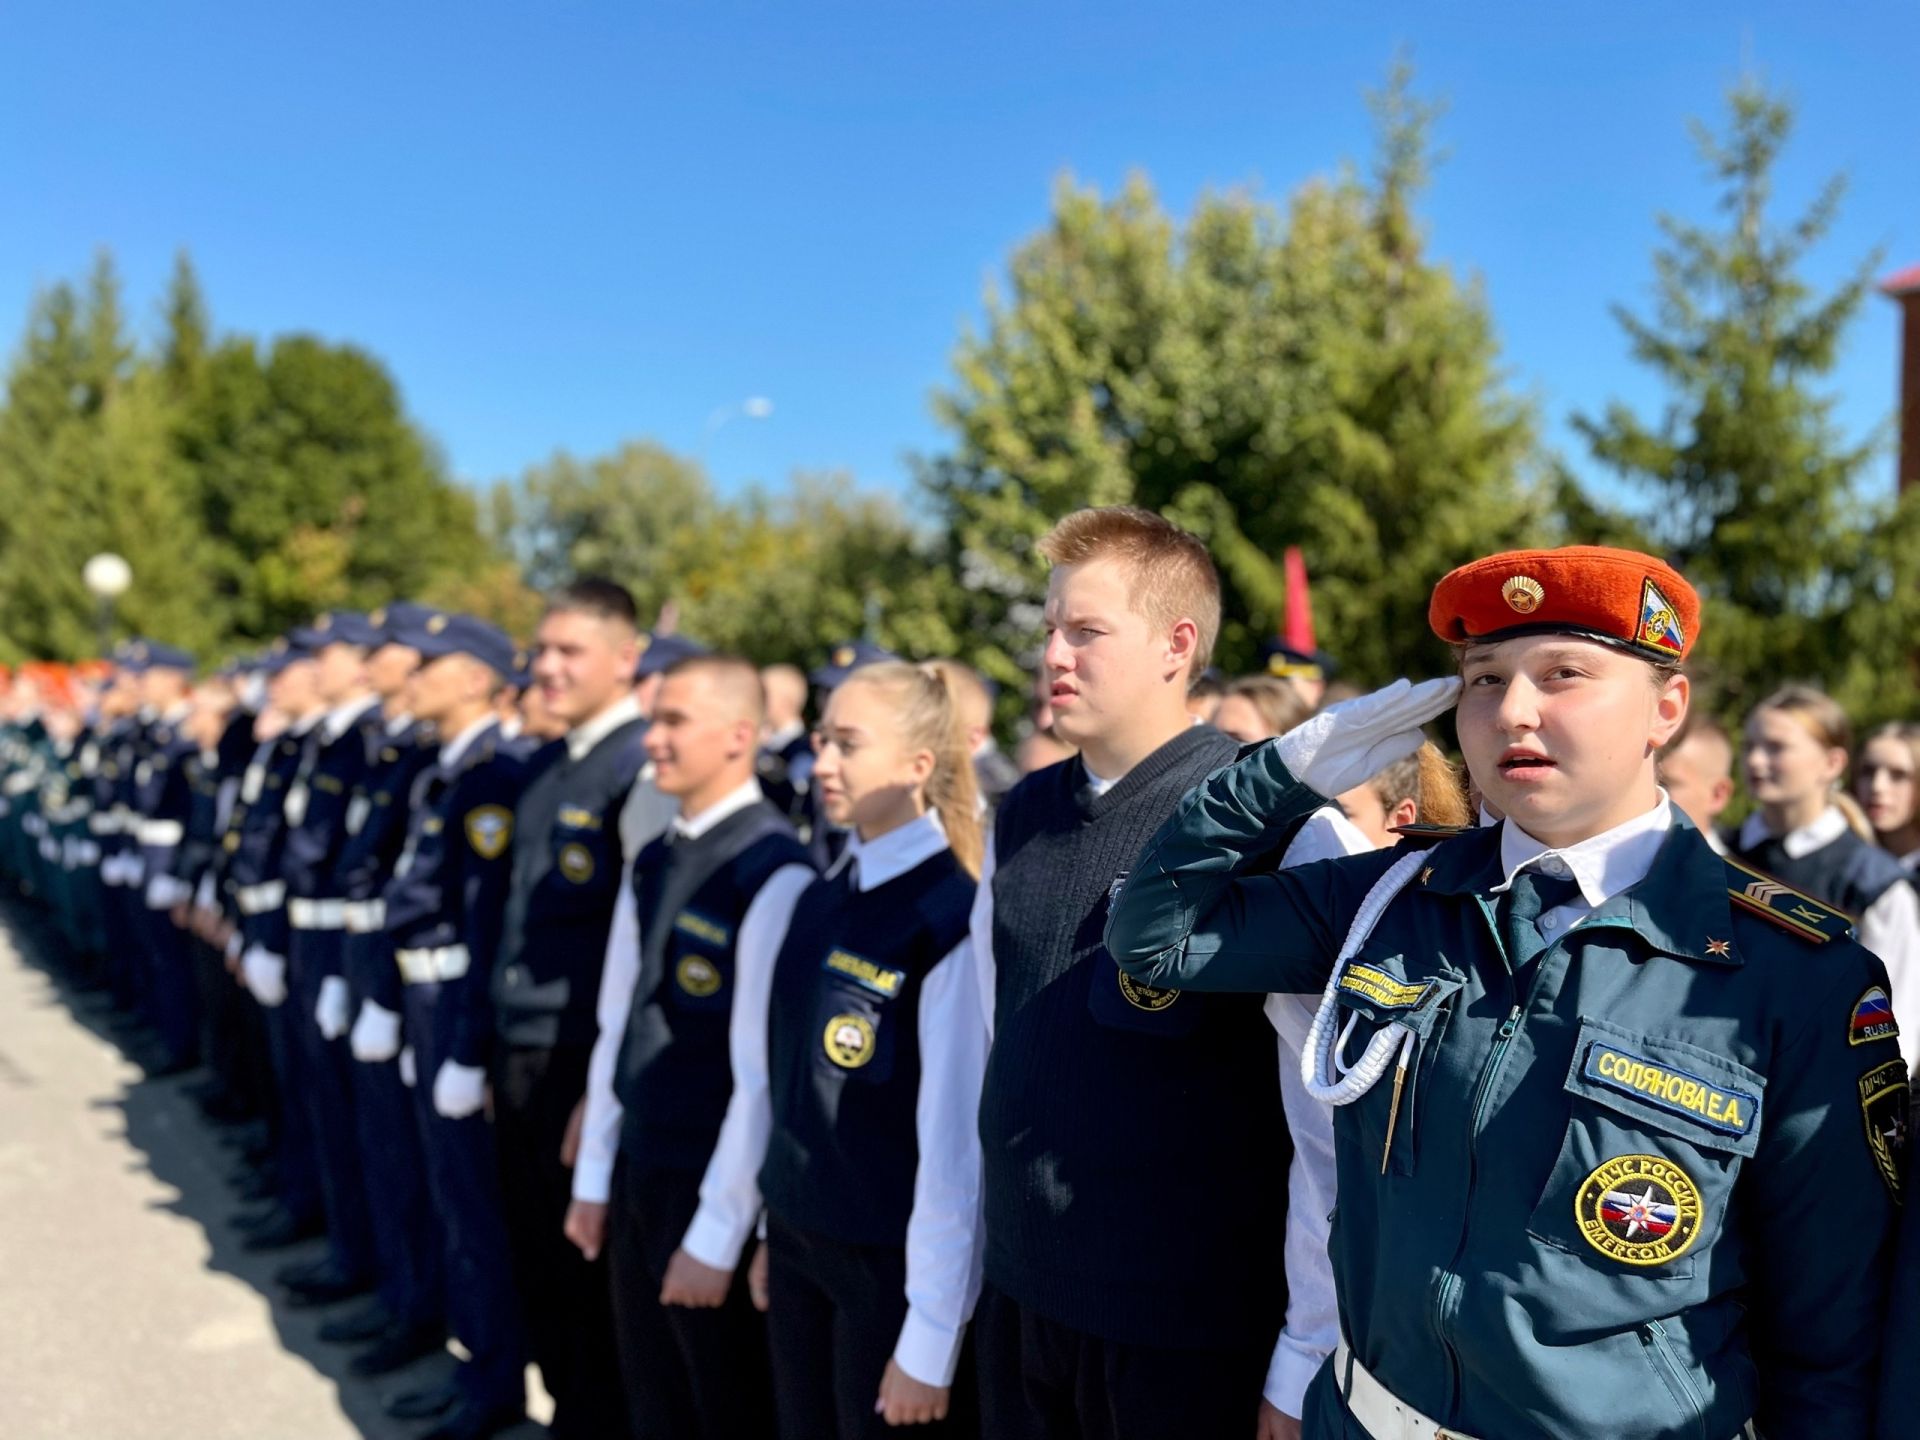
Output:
[1107, 546, 1906, 1439]
[128, 642, 202, 1074]
[325, 603, 447, 1374]
[276, 611, 387, 1309]
[380, 610, 533, 1440]
[580, 653, 814, 1440]
[490, 580, 649, 1440]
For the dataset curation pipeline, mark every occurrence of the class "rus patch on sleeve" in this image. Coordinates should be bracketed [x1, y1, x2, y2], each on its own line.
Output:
[1849, 986, 1900, 1047]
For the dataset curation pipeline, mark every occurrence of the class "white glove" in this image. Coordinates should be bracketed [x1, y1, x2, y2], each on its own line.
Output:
[433, 1059, 487, 1120]
[241, 946, 288, 1008]
[349, 999, 403, 1063]
[315, 975, 352, 1041]
[1276, 676, 1462, 799]
[398, 1046, 417, 1088]
[224, 930, 243, 961]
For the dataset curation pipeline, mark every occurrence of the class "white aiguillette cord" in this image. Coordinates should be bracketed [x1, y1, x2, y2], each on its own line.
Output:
[1301, 849, 1428, 1110]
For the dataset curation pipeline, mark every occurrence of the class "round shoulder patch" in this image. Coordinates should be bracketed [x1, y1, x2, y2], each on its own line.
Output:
[1575, 1154, 1704, 1267]
[823, 1012, 876, 1069]
[676, 955, 722, 998]
[1118, 970, 1179, 1013]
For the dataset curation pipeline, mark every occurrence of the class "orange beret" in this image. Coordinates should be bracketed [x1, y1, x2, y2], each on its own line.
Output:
[1428, 545, 1699, 662]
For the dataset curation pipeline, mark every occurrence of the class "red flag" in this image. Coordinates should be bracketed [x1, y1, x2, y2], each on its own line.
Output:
[1283, 547, 1316, 655]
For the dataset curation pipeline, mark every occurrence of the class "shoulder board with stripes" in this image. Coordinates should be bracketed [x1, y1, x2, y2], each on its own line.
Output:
[1722, 855, 1855, 944]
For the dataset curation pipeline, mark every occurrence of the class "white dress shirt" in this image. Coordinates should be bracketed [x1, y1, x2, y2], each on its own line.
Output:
[1259, 805, 1369, 1417]
[566, 694, 643, 764]
[689, 808, 987, 1387]
[1737, 805, 1920, 1074]
[572, 780, 813, 1207]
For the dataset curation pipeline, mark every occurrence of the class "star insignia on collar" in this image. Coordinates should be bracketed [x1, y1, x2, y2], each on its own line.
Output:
[1420, 866, 1435, 886]
[1705, 938, 1732, 957]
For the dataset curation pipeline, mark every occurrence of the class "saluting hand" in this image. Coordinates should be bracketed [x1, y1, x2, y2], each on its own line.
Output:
[876, 1359, 949, 1426]
[1255, 1400, 1302, 1440]
[659, 1247, 732, 1307]
[564, 1199, 607, 1262]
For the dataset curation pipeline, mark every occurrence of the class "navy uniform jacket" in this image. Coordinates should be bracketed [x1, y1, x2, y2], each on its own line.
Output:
[280, 700, 385, 979]
[1105, 744, 1904, 1440]
[382, 720, 529, 1067]
[132, 710, 198, 904]
[226, 728, 309, 957]
[334, 718, 436, 1012]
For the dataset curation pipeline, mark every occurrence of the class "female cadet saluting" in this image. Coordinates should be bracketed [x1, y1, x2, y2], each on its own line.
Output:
[1106, 546, 1905, 1440]
[684, 660, 986, 1436]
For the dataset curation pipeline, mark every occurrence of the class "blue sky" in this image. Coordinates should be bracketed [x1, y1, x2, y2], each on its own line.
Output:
[3, 2, 1916, 512]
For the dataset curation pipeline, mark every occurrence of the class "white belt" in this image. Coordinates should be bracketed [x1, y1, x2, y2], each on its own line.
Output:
[396, 944, 470, 984]
[234, 880, 287, 915]
[342, 899, 387, 933]
[1337, 1342, 1483, 1440]
[1334, 1342, 1759, 1440]
[137, 818, 185, 846]
[289, 897, 347, 931]
[87, 813, 119, 835]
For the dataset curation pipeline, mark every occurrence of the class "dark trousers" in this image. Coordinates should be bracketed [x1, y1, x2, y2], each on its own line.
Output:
[141, 903, 200, 1068]
[973, 1285, 1272, 1440]
[349, 1021, 443, 1329]
[765, 1212, 976, 1440]
[607, 1159, 773, 1440]
[492, 1041, 628, 1440]
[191, 935, 248, 1109]
[259, 987, 324, 1225]
[404, 981, 526, 1411]
[289, 929, 377, 1281]
[101, 875, 143, 1013]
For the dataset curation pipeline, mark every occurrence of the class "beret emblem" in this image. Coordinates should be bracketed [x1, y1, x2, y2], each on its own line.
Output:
[1502, 575, 1545, 614]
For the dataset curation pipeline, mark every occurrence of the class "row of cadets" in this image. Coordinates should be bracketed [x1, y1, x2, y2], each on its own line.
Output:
[125, 642, 203, 1073]
[570, 653, 816, 1437]
[376, 610, 534, 1440]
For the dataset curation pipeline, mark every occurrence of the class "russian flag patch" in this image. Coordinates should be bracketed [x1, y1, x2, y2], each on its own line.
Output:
[1849, 986, 1899, 1047]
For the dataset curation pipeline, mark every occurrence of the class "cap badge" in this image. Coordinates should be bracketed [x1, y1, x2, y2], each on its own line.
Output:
[635, 633, 652, 654]
[834, 646, 856, 667]
[315, 613, 331, 630]
[426, 614, 448, 635]
[1637, 579, 1685, 657]
[1502, 575, 1545, 614]
[369, 608, 386, 626]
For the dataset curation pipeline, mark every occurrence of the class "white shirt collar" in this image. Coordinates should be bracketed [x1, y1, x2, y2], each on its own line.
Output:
[828, 809, 950, 892]
[567, 695, 643, 763]
[439, 714, 498, 769]
[1493, 791, 1674, 909]
[384, 710, 415, 738]
[674, 778, 764, 840]
[763, 720, 806, 751]
[1736, 804, 1848, 859]
[1080, 761, 1118, 798]
[321, 692, 380, 742]
[162, 700, 192, 724]
[289, 709, 326, 737]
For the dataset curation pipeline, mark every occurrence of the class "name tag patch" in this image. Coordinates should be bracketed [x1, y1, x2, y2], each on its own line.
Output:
[557, 805, 602, 831]
[1584, 1044, 1756, 1137]
[675, 910, 730, 947]
[824, 949, 905, 999]
[1338, 963, 1430, 1010]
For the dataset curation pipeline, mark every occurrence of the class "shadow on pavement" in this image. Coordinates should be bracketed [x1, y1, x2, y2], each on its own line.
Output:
[6, 897, 547, 1440]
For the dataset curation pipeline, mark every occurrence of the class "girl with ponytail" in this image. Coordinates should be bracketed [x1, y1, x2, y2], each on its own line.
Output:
[713, 660, 985, 1436]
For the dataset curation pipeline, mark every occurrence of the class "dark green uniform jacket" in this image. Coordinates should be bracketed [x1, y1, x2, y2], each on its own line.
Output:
[1104, 742, 1904, 1440]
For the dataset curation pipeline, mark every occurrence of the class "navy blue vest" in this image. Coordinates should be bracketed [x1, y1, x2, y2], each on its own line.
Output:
[1737, 821, 1913, 922]
[759, 849, 974, 1247]
[492, 717, 649, 1048]
[613, 800, 810, 1175]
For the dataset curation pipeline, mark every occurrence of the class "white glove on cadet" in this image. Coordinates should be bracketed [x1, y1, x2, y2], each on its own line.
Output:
[240, 945, 288, 1007]
[315, 975, 352, 1041]
[349, 999, 403, 1063]
[398, 1046, 417, 1088]
[1275, 676, 1462, 799]
[433, 1059, 487, 1120]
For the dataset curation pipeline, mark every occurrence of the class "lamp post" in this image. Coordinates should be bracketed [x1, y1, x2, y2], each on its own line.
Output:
[82, 552, 132, 657]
